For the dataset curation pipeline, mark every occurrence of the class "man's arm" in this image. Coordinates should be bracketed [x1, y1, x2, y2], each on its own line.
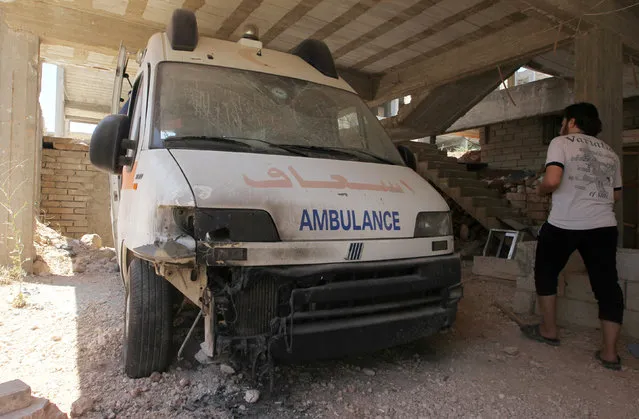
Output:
[538, 165, 563, 195]
[614, 189, 622, 201]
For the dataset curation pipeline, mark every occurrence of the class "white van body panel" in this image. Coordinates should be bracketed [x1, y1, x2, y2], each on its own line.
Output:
[117, 150, 195, 252]
[170, 150, 448, 241]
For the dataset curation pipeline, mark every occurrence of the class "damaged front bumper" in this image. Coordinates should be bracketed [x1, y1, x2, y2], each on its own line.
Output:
[210, 253, 462, 360]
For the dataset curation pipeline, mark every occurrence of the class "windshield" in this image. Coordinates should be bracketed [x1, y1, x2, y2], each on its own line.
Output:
[152, 62, 404, 165]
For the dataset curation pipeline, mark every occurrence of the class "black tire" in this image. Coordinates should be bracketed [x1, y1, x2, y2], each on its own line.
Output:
[123, 258, 173, 378]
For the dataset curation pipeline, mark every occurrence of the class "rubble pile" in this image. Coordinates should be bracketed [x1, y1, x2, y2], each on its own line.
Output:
[33, 220, 118, 276]
[477, 169, 550, 225]
[457, 150, 481, 163]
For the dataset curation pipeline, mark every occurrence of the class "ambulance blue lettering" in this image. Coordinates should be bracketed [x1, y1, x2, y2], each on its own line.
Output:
[298, 209, 401, 231]
[312, 209, 327, 230]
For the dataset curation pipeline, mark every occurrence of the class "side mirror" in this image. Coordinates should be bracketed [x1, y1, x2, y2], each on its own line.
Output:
[396, 145, 417, 171]
[89, 114, 132, 175]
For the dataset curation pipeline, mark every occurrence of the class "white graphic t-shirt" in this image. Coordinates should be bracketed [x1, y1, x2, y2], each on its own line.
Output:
[545, 133, 622, 230]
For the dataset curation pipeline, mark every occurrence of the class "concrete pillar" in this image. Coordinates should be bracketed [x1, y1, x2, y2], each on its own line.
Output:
[575, 28, 624, 243]
[0, 15, 40, 272]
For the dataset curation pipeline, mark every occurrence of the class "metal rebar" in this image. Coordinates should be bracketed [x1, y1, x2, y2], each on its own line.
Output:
[177, 309, 202, 361]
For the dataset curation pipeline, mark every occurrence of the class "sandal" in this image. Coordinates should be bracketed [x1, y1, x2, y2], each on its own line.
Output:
[595, 350, 622, 371]
[520, 324, 561, 346]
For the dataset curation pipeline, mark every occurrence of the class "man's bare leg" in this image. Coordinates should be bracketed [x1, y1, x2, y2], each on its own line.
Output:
[538, 295, 559, 339]
[600, 320, 621, 362]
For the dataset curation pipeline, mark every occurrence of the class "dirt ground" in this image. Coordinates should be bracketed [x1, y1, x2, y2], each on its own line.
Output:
[2, 256, 639, 419]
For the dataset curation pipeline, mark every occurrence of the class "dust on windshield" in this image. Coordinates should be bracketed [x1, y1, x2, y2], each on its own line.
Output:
[152, 62, 403, 164]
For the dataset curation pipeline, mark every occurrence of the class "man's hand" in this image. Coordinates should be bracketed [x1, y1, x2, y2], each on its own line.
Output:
[537, 165, 563, 195]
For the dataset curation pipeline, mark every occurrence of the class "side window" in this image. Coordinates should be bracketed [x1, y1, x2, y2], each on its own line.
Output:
[337, 107, 365, 148]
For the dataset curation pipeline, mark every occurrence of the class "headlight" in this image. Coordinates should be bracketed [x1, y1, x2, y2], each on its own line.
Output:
[194, 209, 280, 242]
[414, 212, 453, 238]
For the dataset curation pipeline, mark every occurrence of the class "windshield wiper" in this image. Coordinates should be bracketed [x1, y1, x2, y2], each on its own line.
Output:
[163, 136, 307, 156]
[278, 144, 396, 165]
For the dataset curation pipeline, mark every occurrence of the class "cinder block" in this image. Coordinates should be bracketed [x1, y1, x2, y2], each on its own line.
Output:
[48, 195, 75, 202]
[59, 201, 86, 208]
[622, 310, 639, 340]
[625, 281, 639, 312]
[516, 274, 536, 292]
[562, 251, 586, 274]
[513, 289, 536, 314]
[0, 379, 32, 415]
[555, 297, 600, 329]
[473, 256, 523, 281]
[506, 193, 526, 201]
[68, 190, 88, 196]
[48, 208, 75, 214]
[617, 249, 639, 282]
[66, 227, 88, 233]
[564, 273, 595, 302]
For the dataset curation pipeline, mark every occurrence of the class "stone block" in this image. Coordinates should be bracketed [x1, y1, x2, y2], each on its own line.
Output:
[617, 248, 639, 282]
[626, 281, 639, 312]
[561, 251, 586, 274]
[564, 273, 595, 302]
[622, 310, 639, 340]
[516, 273, 536, 292]
[0, 379, 32, 415]
[472, 256, 522, 281]
[513, 289, 536, 314]
[2, 396, 67, 419]
[555, 297, 600, 329]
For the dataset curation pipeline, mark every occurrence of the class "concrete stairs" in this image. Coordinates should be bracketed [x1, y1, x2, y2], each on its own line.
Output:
[0, 379, 67, 418]
[403, 142, 532, 231]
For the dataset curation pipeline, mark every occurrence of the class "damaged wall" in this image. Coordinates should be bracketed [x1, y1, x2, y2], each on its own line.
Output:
[40, 138, 112, 246]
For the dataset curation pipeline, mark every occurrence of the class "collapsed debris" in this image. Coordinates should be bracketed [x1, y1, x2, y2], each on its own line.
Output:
[33, 220, 119, 276]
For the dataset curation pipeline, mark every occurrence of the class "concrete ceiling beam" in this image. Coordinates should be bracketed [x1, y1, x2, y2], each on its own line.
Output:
[65, 101, 110, 115]
[371, 17, 571, 107]
[524, 0, 639, 54]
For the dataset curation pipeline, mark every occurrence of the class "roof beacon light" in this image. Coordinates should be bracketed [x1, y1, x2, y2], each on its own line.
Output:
[238, 24, 263, 49]
[242, 25, 259, 41]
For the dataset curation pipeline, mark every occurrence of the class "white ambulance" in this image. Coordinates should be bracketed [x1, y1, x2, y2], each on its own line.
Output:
[90, 9, 462, 379]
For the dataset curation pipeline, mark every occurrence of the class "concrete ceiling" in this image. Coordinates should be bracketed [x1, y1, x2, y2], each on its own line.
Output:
[2, 0, 639, 126]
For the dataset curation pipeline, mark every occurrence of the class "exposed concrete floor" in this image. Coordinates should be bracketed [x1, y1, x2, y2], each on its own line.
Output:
[1, 263, 638, 418]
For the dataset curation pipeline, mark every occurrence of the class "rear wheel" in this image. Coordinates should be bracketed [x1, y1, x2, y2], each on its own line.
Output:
[123, 258, 173, 378]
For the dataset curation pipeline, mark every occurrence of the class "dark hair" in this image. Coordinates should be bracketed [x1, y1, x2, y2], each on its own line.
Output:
[563, 102, 602, 136]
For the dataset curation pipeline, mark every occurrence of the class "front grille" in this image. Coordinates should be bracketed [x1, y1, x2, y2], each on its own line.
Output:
[231, 278, 278, 336]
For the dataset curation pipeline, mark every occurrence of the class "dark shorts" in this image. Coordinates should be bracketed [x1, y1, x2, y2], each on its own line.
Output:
[534, 222, 624, 324]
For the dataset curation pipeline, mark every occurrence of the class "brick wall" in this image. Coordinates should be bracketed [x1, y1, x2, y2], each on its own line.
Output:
[505, 191, 551, 225]
[482, 98, 639, 170]
[40, 138, 112, 246]
[480, 117, 548, 170]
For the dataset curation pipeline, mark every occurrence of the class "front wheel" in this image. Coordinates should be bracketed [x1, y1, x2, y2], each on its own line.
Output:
[123, 258, 173, 378]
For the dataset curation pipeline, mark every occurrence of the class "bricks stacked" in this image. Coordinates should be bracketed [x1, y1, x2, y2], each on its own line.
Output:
[513, 242, 639, 340]
[39, 139, 102, 238]
[480, 117, 548, 170]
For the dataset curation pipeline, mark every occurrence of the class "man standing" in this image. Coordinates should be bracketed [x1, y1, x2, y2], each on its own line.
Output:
[521, 102, 624, 371]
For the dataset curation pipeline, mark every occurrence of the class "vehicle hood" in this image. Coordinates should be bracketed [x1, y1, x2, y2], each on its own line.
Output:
[170, 150, 449, 241]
